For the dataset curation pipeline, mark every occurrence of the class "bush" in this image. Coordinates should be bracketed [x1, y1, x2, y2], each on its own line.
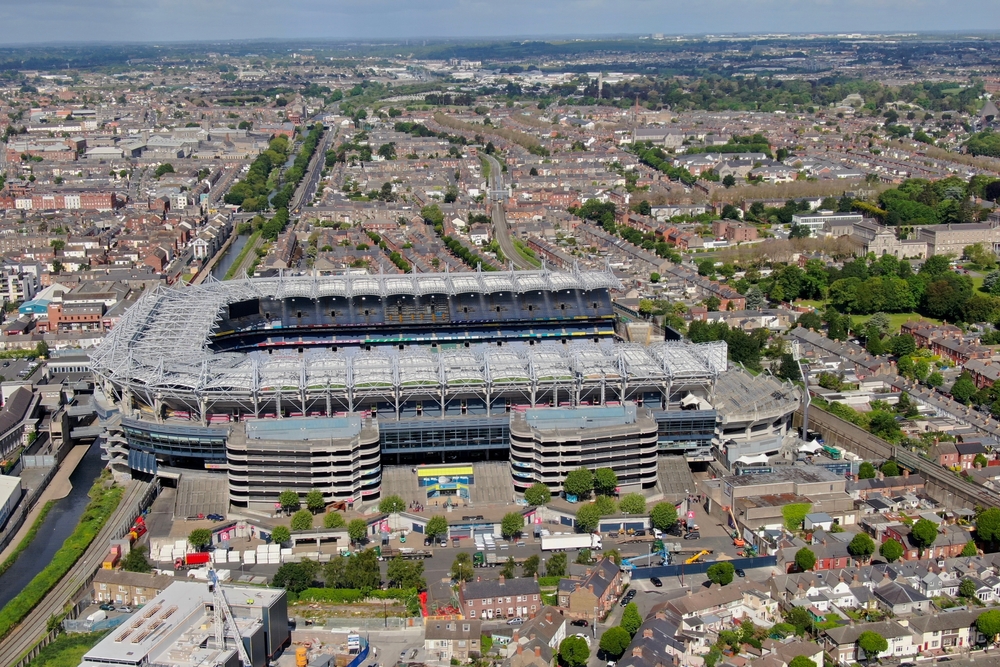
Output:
[707, 562, 735, 586]
[650, 502, 678, 530]
[524, 483, 551, 506]
[379, 494, 406, 514]
[0, 481, 123, 641]
[271, 525, 291, 544]
[782, 503, 811, 531]
[323, 512, 346, 529]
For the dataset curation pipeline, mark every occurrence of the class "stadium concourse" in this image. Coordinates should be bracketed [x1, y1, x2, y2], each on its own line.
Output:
[88, 267, 800, 512]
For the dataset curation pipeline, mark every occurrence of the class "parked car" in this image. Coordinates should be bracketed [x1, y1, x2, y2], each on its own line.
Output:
[99, 603, 115, 612]
[684, 532, 700, 540]
[206, 513, 225, 521]
[735, 569, 746, 578]
[571, 619, 589, 627]
[507, 617, 524, 626]
[424, 537, 433, 546]
[650, 577, 662, 587]
[666, 525, 683, 537]
[118, 606, 132, 613]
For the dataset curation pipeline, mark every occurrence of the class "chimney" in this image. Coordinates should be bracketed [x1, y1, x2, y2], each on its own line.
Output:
[853, 474, 859, 482]
[643, 629, 654, 639]
[545, 612, 552, 623]
[687, 589, 692, 597]
[517, 644, 523, 655]
[535, 647, 542, 658]
[903, 469, 909, 478]
[499, 575, 505, 585]
[588, 584, 594, 593]
[477, 576, 482, 582]
[513, 631, 520, 642]
[632, 647, 643, 658]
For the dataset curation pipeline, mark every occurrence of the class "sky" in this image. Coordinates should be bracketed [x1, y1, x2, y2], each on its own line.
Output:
[1, 0, 999, 44]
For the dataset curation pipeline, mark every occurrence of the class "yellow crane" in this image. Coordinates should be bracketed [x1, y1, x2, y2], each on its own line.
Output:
[685, 549, 712, 564]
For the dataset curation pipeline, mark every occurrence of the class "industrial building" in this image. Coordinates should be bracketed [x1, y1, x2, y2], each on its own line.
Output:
[80, 579, 289, 667]
[89, 268, 799, 506]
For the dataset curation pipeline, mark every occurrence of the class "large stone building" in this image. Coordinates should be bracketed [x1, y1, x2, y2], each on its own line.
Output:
[915, 219, 1000, 258]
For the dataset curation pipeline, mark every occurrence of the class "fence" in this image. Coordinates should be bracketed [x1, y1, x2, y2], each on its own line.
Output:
[22, 455, 55, 468]
[629, 555, 778, 580]
[63, 615, 127, 634]
[321, 616, 422, 631]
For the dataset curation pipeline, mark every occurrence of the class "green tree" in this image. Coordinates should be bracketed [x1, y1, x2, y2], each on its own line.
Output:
[857, 631, 888, 664]
[794, 547, 816, 572]
[962, 541, 978, 557]
[501, 512, 524, 539]
[323, 512, 345, 529]
[154, 163, 175, 178]
[789, 656, 816, 667]
[575, 504, 600, 533]
[344, 549, 380, 590]
[379, 494, 406, 513]
[784, 607, 813, 635]
[881, 460, 900, 476]
[960, 578, 977, 599]
[270, 525, 291, 545]
[563, 468, 594, 498]
[621, 601, 642, 636]
[278, 490, 300, 513]
[558, 636, 590, 667]
[599, 627, 631, 658]
[272, 562, 313, 593]
[501, 556, 517, 578]
[387, 556, 426, 590]
[452, 552, 474, 582]
[707, 562, 735, 586]
[426, 515, 449, 539]
[188, 528, 212, 550]
[522, 554, 541, 577]
[576, 549, 592, 565]
[347, 519, 368, 544]
[879, 538, 904, 563]
[547, 552, 568, 577]
[848, 533, 875, 563]
[619, 493, 646, 515]
[723, 174, 737, 188]
[911, 518, 939, 553]
[650, 502, 678, 531]
[777, 353, 802, 382]
[951, 372, 978, 404]
[305, 490, 326, 514]
[977, 507, 1000, 547]
[975, 453, 989, 468]
[858, 462, 877, 479]
[977, 610, 1000, 644]
[524, 483, 551, 506]
[291, 509, 314, 531]
[594, 496, 617, 516]
[121, 545, 152, 573]
[889, 334, 916, 357]
[593, 468, 618, 496]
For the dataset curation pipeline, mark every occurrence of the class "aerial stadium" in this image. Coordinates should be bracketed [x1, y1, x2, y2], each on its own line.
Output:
[89, 267, 800, 509]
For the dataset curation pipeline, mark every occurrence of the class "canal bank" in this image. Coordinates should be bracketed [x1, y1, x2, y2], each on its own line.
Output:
[0, 442, 102, 610]
[210, 230, 251, 280]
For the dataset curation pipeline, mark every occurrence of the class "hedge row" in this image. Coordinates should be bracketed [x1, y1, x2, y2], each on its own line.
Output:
[0, 482, 124, 640]
[296, 587, 418, 604]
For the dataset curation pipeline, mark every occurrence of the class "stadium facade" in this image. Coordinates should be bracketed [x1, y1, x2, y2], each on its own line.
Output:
[90, 268, 800, 507]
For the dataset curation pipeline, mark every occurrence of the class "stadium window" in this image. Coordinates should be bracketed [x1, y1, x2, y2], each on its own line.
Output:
[297, 311, 302, 318]
[464, 342, 469, 348]
[560, 304, 565, 310]
[331, 310, 336, 317]
[463, 307, 468, 313]
[527, 305, 533, 312]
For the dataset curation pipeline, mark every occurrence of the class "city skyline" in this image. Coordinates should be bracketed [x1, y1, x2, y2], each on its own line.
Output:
[1, 0, 999, 44]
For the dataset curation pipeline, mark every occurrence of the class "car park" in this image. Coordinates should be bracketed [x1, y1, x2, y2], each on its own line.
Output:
[650, 577, 662, 587]
[571, 619, 589, 627]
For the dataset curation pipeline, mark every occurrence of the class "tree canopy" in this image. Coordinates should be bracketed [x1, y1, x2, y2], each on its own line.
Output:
[794, 547, 816, 572]
[563, 468, 594, 498]
[707, 562, 735, 586]
[879, 538, 904, 563]
[558, 636, 590, 667]
[524, 483, 551, 506]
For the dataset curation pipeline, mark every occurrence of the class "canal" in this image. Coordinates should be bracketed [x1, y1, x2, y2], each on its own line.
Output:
[210, 231, 250, 280]
[0, 442, 104, 609]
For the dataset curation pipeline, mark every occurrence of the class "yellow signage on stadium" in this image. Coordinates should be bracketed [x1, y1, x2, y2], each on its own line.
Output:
[417, 466, 474, 478]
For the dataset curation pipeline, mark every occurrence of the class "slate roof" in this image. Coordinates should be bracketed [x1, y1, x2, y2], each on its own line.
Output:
[463, 576, 541, 601]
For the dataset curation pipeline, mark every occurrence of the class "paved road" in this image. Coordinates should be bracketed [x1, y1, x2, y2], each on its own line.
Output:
[0, 480, 150, 667]
[291, 126, 336, 215]
[482, 154, 535, 270]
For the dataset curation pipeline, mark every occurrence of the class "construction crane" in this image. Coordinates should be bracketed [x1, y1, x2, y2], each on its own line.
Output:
[723, 506, 745, 547]
[209, 569, 252, 667]
[685, 549, 712, 564]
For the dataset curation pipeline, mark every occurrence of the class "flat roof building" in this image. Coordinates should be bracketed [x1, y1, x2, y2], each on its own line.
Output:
[80, 580, 289, 667]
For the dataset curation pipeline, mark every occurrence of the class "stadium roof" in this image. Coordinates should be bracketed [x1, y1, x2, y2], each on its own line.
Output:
[90, 269, 728, 406]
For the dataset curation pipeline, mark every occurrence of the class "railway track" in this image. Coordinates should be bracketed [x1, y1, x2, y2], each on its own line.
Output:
[0, 480, 149, 667]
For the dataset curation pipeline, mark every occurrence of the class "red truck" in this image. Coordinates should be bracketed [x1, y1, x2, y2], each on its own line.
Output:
[128, 516, 147, 543]
[174, 552, 212, 569]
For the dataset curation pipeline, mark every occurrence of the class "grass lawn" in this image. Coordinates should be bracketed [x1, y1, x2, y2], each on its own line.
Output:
[27, 630, 109, 667]
[853, 312, 939, 333]
[794, 300, 826, 310]
[971, 274, 985, 292]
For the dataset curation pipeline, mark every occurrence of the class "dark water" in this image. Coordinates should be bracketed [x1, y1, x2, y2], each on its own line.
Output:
[211, 232, 250, 280]
[0, 442, 103, 609]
